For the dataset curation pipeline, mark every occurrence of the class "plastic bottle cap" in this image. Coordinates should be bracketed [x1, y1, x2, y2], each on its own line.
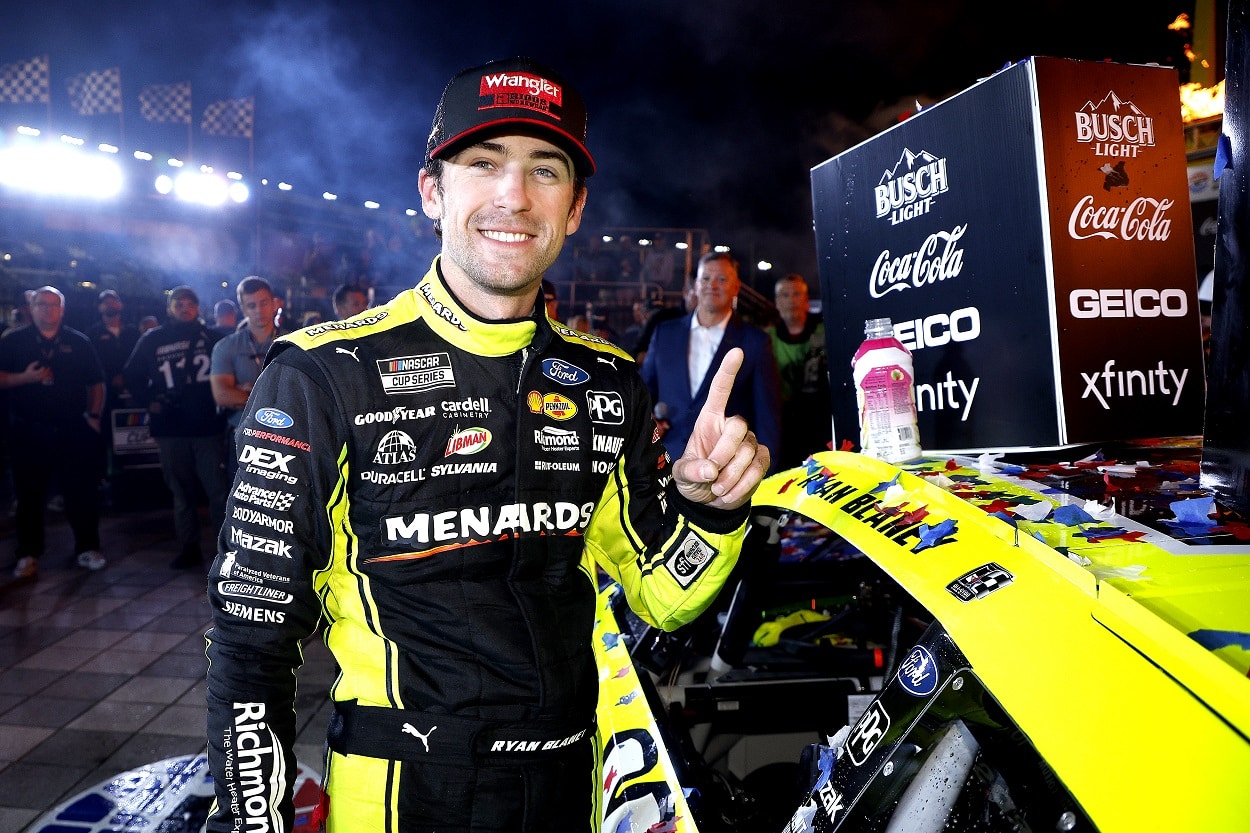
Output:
[864, 317, 893, 338]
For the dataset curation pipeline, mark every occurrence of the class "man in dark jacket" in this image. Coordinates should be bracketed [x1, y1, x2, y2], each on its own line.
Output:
[124, 286, 227, 568]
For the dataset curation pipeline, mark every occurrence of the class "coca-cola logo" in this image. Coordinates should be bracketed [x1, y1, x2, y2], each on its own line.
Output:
[1067, 195, 1174, 242]
[868, 224, 967, 299]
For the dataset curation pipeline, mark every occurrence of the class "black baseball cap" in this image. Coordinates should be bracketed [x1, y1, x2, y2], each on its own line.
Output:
[426, 57, 595, 176]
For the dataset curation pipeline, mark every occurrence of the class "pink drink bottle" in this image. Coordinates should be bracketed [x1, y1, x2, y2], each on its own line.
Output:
[852, 317, 921, 463]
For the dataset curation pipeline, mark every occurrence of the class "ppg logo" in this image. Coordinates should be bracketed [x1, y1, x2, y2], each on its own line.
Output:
[585, 390, 624, 425]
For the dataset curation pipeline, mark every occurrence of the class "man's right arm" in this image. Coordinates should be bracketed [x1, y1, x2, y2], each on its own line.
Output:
[210, 338, 252, 412]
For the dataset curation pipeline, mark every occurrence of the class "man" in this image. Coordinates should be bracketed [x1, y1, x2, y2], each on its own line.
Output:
[124, 286, 228, 569]
[768, 273, 831, 467]
[210, 276, 279, 476]
[0, 286, 107, 578]
[86, 289, 140, 482]
[641, 251, 782, 474]
[204, 56, 769, 833]
[211, 299, 239, 335]
[332, 283, 370, 320]
[541, 278, 560, 321]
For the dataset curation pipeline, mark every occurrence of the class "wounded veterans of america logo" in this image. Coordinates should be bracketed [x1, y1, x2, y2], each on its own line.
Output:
[27, 754, 323, 833]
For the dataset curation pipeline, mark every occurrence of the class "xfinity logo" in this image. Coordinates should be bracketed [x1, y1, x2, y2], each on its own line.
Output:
[1079, 360, 1189, 408]
[585, 390, 624, 424]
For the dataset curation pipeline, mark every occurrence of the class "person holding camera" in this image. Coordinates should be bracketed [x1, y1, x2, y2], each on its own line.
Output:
[123, 286, 228, 569]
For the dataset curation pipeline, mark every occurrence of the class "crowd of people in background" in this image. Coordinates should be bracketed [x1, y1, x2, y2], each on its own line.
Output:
[0, 248, 832, 581]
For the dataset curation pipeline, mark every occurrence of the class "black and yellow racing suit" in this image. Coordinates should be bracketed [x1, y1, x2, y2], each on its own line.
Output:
[204, 259, 750, 833]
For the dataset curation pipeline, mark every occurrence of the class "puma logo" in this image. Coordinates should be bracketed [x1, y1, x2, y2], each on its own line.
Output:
[336, 346, 360, 361]
[597, 356, 617, 369]
[402, 722, 436, 751]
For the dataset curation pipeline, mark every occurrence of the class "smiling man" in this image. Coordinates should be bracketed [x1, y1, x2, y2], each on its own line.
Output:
[203, 57, 770, 833]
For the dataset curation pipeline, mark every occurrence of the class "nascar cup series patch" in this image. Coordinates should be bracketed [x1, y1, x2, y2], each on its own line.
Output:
[28, 753, 323, 833]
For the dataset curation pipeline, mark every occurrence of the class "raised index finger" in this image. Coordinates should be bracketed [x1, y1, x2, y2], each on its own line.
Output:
[702, 348, 743, 418]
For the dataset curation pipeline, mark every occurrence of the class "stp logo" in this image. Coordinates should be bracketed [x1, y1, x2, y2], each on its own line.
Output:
[585, 390, 623, 424]
[239, 445, 295, 472]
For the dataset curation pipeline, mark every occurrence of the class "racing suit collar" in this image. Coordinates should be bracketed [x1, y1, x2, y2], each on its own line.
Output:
[410, 256, 553, 357]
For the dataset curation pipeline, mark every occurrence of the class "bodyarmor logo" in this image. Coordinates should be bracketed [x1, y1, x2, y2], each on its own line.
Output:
[378, 352, 456, 395]
[875, 148, 948, 225]
[445, 426, 491, 456]
[1075, 91, 1155, 157]
[374, 430, 418, 465]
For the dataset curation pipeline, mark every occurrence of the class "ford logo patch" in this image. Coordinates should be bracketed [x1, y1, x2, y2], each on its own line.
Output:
[896, 645, 938, 697]
[255, 408, 294, 429]
[541, 358, 590, 386]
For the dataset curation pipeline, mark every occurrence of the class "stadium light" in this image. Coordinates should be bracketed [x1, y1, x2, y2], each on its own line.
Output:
[0, 143, 123, 199]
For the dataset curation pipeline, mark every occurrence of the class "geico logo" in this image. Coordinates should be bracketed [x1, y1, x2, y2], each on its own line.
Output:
[238, 445, 295, 472]
[1069, 288, 1187, 318]
[894, 307, 980, 351]
[585, 390, 624, 423]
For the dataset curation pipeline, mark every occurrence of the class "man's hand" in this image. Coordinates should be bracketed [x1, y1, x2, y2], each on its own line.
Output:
[671, 348, 771, 510]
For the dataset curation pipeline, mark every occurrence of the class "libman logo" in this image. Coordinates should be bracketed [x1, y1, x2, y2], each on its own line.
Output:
[527, 390, 577, 420]
[228, 702, 283, 831]
[445, 426, 491, 457]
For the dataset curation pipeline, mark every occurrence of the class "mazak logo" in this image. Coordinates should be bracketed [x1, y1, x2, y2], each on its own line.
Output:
[534, 426, 580, 451]
[374, 430, 418, 465]
[869, 224, 966, 298]
[354, 405, 435, 425]
[817, 780, 845, 823]
[418, 282, 467, 331]
[585, 390, 624, 424]
[1068, 195, 1175, 242]
[230, 525, 292, 558]
[875, 148, 948, 225]
[541, 358, 590, 386]
[526, 391, 577, 420]
[378, 352, 456, 395]
[1075, 91, 1155, 157]
[255, 408, 293, 429]
[445, 426, 491, 456]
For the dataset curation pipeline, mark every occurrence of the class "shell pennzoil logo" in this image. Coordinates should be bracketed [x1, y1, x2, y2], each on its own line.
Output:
[527, 390, 578, 420]
[445, 426, 491, 456]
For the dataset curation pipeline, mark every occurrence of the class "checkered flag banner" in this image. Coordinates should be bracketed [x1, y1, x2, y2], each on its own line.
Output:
[201, 96, 254, 138]
[139, 82, 191, 124]
[66, 67, 122, 115]
[0, 55, 50, 104]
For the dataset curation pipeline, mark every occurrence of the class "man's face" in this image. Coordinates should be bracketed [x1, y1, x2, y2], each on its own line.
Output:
[169, 296, 200, 323]
[335, 291, 368, 320]
[239, 289, 275, 330]
[695, 259, 740, 319]
[419, 134, 585, 299]
[30, 291, 63, 331]
[99, 296, 123, 319]
[774, 279, 808, 322]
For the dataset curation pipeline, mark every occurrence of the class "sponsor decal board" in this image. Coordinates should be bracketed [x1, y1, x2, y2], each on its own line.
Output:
[812, 57, 1204, 451]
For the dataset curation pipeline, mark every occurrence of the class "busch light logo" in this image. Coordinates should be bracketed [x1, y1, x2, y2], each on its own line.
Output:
[542, 358, 590, 386]
[897, 645, 938, 697]
[255, 407, 294, 429]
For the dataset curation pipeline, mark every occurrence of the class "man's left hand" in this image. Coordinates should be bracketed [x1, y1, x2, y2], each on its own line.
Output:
[670, 348, 770, 510]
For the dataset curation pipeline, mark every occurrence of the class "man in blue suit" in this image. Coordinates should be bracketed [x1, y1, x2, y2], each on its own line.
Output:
[642, 252, 782, 474]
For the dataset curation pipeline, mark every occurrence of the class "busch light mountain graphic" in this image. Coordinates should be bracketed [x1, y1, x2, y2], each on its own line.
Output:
[875, 148, 948, 223]
[1075, 91, 1155, 151]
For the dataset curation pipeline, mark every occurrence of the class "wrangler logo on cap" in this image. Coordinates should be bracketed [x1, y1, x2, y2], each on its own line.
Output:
[479, 72, 563, 118]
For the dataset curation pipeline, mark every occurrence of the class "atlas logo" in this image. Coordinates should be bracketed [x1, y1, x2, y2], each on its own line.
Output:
[374, 430, 418, 465]
[255, 408, 293, 429]
[542, 358, 590, 385]
[585, 390, 624, 424]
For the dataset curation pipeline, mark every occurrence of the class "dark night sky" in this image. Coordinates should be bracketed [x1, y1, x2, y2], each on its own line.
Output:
[0, 0, 1197, 282]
